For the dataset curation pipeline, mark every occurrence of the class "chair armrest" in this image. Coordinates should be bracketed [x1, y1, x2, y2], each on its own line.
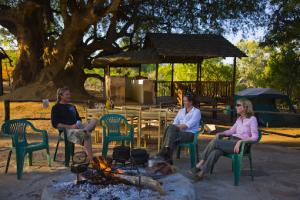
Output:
[217, 134, 230, 140]
[29, 124, 49, 143]
[239, 140, 255, 153]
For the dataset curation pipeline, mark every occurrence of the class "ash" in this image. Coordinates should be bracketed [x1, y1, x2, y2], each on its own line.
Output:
[54, 181, 161, 200]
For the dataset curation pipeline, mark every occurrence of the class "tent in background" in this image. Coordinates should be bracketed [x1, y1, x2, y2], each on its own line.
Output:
[235, 88, 296, 127]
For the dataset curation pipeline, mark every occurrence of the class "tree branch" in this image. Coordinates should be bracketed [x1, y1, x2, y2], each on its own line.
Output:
[0, 5, 18, 33]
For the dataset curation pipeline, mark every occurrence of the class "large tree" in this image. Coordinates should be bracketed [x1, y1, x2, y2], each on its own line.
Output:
[265, 44, 300, 101]
[0, 0, 268, 99]
[264, 0, 300, 47]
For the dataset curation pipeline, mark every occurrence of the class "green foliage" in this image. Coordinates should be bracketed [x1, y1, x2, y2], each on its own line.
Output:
[236, 40, 300, 102]
[264, 0, 300, 47]
[237, 40, 273, 88]
[84, 68, 104, 77]
[202, 58, 233, 81]
[265, 44, 300, 101]
[0, 26, 17, 49]
[110, 67, 139, 77]
[174, 64, 197, 81]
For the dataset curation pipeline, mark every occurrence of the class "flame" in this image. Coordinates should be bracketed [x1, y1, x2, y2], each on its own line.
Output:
[93, 156, 124, 174]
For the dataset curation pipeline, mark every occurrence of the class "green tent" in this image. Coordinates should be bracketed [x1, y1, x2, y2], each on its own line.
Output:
[235, 88, 296, 127]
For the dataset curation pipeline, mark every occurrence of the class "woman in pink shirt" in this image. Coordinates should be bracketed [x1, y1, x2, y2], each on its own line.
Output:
[191, 98, 259, 179]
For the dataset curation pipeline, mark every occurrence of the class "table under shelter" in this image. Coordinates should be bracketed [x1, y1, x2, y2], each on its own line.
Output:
[92, 33, 246, 109]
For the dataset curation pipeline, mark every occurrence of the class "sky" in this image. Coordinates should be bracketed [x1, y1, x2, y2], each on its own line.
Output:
[222, 27, 266, 64]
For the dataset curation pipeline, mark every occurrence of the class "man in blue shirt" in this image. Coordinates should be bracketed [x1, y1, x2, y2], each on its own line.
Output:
[157, 94, 201, 164]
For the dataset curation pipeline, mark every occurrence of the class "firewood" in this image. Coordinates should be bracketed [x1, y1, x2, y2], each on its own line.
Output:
[114, 174, 165, 195]
[148, 161, 177, 175]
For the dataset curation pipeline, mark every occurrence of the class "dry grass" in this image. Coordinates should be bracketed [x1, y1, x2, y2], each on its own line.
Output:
[1, 102, 300, 147]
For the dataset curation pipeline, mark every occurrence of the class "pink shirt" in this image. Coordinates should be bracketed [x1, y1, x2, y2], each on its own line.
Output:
[223, 116, 259, 141]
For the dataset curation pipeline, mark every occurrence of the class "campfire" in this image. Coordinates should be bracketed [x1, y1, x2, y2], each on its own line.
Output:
[70, 152, 165, 195]
[42, 152, 193, 200]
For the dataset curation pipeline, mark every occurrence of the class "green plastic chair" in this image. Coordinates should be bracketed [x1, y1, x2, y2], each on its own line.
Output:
[211, 130, 262, 186]
[53, 128, 74, 167]
[1, 119, 51, 179]
[100, 114, 134, 156]
[176, 120, 205, 168]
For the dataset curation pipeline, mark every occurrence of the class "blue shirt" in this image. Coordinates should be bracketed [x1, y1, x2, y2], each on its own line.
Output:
[51, 103, 81, 128]
[173, 107, 201, 133]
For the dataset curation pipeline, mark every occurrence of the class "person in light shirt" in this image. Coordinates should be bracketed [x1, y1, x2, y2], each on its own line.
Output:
[156, 94, 201, 164]
[191, 98, 259, 180]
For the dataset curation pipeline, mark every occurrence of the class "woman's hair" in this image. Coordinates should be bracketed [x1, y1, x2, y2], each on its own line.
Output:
[56, 86, 70, 103]
[237, 98, 254, 118]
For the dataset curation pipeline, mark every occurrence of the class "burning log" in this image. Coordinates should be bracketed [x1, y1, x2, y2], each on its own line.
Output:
[148, 161, 177, 175]
[89, 156, 165, 195]
[114, 173, 165, 195]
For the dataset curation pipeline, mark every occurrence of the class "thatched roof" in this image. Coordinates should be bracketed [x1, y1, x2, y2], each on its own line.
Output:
[92, 33, 246, 67]
[92, 48, 160, 67]
[145, 33, 247, 59]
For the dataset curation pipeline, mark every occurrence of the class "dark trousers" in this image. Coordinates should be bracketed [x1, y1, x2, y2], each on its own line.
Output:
[200, 137, 239, 173]
[160, 125, 194, 159]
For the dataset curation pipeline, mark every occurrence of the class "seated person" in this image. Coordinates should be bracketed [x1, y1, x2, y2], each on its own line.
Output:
[156, 94, 201, 164]
[191, 98, 259, 180]
[51, 86, 97, 162]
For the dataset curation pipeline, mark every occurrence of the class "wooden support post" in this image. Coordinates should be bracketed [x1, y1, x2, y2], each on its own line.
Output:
[196, 61, 203, 108]
[171, 63, 174, 97]
[104, 65, 110, 99]
[196, 63, 200, 82]
[155, 63, 159, 97]
[138, 65, 141, 76]
[231, 57, 237, 122]
[0, 59, 3, 96]
[4, 100, 10, 121]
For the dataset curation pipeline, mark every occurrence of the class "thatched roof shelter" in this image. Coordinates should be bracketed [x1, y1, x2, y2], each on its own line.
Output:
[144, 33, 246, 62]
[91, 33, 246, 107]
[92, 33, 246, 66]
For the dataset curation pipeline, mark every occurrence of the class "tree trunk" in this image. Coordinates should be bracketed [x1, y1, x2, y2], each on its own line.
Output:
[12, 4, 46, 89]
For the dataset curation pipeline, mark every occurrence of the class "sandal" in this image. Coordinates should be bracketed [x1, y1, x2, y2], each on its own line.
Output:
[193, 171, 205, 182]
[187, 167, 201, 175]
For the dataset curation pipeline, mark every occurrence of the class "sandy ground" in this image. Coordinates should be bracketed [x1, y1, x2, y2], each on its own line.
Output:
[0, 102, 300, 199]
[0, 132, 299, 200]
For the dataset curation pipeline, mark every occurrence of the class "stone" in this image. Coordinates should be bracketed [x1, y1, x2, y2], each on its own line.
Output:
[41, 172, 196, 200]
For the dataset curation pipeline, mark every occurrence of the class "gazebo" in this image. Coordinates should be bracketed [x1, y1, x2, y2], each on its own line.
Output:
[92, 33, 246, 107]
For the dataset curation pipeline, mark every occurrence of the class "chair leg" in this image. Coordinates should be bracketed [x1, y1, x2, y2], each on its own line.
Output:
[233, 156, 242, 186]
[46, 147, 51, 167]
[53, 134, 61, 161]
[16, 150, 26, 180]
[28, 152, 33, 166]
[231, 159, 235, 172]
[249, 155, 254, 181]
[196, 144, 199, 162]
[176, 146, 181, 159]
[210, 164, 214, 174]
[190, 146, 196, 168]
[102, 140, 109, 156]
[5, 150, 12, 174]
